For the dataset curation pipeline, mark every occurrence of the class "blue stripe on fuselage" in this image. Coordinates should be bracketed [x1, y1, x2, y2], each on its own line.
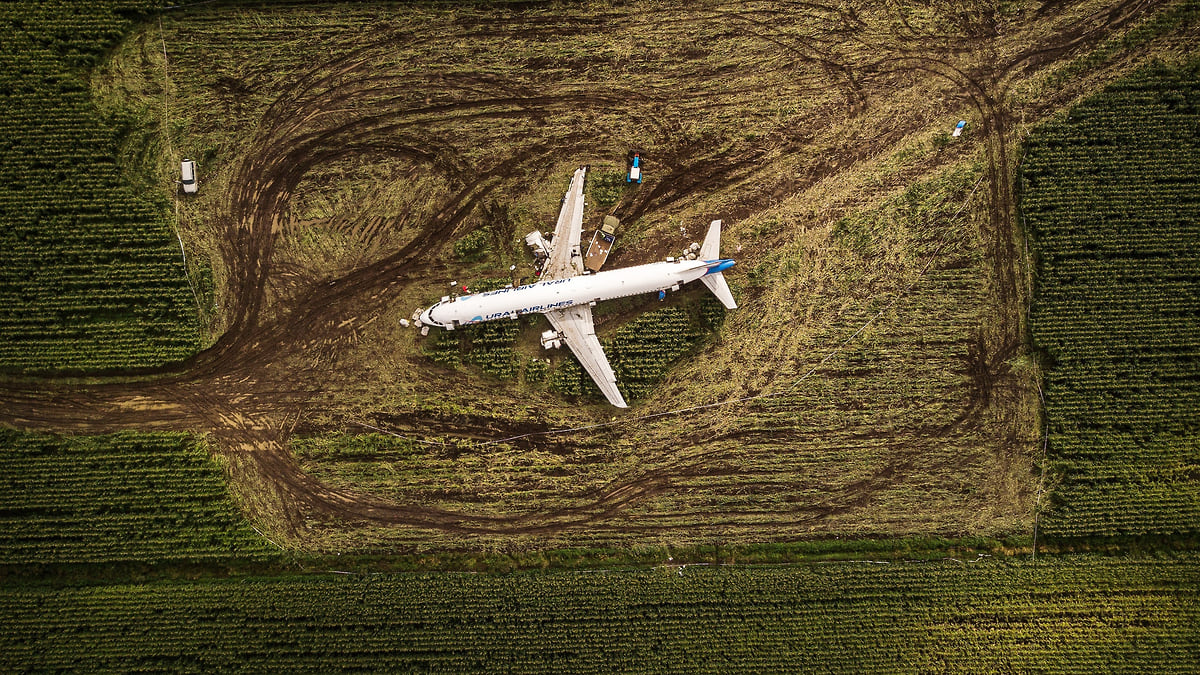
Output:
[703, 259, 735, 275]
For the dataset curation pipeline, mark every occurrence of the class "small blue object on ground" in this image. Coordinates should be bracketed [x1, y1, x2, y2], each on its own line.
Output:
[627, 152, 643, 183]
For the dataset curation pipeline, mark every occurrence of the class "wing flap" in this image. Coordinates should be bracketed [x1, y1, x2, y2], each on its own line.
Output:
[540, 167, 587, 281]
[545, 305, 627, 408]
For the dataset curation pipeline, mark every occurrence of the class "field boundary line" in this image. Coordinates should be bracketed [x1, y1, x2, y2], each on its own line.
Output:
[157, 16, 203, 321]
[161, 0, 223, 10]
[317, 553, 1007, 579]
[250, 525, 287, 551]
[348, 419, 447, 447]
[1031, 381, 1049, 563]
[1018, 159, 1050, 563]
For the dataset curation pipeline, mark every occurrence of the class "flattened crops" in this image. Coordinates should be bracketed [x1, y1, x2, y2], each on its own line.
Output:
[1, 1, 1197, 552]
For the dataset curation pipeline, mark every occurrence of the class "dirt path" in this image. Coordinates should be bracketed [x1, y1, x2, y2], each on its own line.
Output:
[0, 1, 1177, 544]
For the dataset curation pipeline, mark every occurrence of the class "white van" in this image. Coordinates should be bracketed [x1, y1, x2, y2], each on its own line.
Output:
[180, 159, 198, 194]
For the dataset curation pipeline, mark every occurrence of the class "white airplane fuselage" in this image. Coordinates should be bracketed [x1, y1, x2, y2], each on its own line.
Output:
[420, 257, 734, 329]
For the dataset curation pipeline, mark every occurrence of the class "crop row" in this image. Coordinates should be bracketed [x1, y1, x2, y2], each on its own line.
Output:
[426, 295, 713, 404]
[1, 556, 1196, 672]
[607, 307, 703, 401]
[0, 2, 201, 374]
[0, 430, 277, 565]
[1023, 60, 1200, 538]
[543, 305, 706, 402]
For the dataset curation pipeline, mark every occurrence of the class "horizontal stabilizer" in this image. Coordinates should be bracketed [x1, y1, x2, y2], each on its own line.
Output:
[699, 219, 736, 308]
[701, 273, 737, 309]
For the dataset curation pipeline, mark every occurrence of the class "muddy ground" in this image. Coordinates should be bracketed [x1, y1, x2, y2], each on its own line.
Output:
[1, 0, 1190, 550]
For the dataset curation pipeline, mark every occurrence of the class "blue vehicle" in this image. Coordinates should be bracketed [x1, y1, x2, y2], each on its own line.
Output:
[626, 152, 643, 183]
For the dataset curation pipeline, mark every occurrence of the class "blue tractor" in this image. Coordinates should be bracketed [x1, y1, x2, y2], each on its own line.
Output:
[626, 152, 643, 183]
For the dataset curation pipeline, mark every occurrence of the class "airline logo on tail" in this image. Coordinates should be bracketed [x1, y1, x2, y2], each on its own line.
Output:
[704, 259, 736, 275]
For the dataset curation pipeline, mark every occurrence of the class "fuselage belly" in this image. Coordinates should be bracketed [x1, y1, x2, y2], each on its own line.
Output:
[421, 259, 714, 328]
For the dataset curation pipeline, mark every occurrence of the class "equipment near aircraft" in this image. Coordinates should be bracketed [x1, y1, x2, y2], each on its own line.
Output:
[584, 218, 617, 273]
[416, 166, 737, 408]
[626, 152, 643, 183]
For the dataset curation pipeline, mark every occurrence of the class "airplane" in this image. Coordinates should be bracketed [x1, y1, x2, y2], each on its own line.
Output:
[416, 166, 736, 408]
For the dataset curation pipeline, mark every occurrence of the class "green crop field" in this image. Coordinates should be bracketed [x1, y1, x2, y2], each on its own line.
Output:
[2, 556, 1197, 672]
[0, 2, 267, 571]
[1, 0, 1199, 672]
[1024, 59, 1200, 539]
[0, 1, 201, 374]
[0, 430, 278, 566]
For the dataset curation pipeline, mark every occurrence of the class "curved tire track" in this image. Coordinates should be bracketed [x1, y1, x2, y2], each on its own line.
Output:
[0, 1, 1179, 543]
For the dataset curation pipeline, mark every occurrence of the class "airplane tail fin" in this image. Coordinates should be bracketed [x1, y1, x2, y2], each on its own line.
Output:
[699, 220, 737, 309]
[700, 219, 722, 260]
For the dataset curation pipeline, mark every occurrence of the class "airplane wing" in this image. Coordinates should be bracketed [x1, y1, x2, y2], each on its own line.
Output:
[540, 167, 587, 281]
[545, 305, 627, 408]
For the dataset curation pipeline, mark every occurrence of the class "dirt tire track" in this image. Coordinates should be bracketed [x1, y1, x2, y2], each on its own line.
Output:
[0, 1, 1184, 544]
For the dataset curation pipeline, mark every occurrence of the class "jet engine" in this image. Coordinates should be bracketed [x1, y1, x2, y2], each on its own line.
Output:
[540, 330, 563, 350]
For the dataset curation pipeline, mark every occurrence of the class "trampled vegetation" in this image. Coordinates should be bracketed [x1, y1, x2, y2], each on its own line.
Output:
[1024, 59, 1200, 538]
[1, 1, 1199, 672]
[2, 556, 1197, 672]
